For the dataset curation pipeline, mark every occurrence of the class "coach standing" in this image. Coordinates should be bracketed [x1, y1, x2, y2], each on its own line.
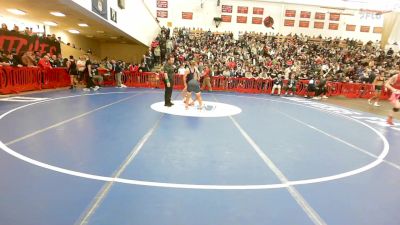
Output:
[161, 55, 175, 107]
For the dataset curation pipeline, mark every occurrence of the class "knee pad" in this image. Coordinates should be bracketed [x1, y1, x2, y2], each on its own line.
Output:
[393, 108, 399, 112]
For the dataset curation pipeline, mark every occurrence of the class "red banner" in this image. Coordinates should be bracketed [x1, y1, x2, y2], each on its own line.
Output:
[346, 24, 356, 31]
[300, 11, 311, 18]
[314, 22, 324, 29]
[157, 10, 168, 18]
[284, 19, 295, 27]
[222, 5, 232, 13]
[221, 15, 232, 22]
[315, 12, 325, 20]
[156, 0, 168, 8]
[0, 30, 61, 56]
[373, 27, 383, 33]
[360, 26, 370, 32]
[237, 16, 247, 23]
[237, 6, 248, 14]
[253, 7, 264, 15]
[329, 13, 340, 21]
[182, 12, 193, 20]
[299, 21, 310, 28]
[252, 17, 262, 24]
[329, 23, 339, 30]
[285, 10, 296, 17]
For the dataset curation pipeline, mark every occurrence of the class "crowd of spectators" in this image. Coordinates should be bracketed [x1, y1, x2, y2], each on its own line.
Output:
[1, 23, 61, 42]
[0, 22, 71, 69]
[3, 22, 400, 96]
[0, 50, 67, 69]
[0, 22, 139, 90]
[144, 27, 400, 87]
[66, 54, 141, 91]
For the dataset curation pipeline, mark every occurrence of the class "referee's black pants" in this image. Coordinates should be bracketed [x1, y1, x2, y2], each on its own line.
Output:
[164, 81, 174, 105]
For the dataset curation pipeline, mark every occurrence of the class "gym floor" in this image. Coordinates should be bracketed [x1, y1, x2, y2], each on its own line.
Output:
[0, 88, 399, 225]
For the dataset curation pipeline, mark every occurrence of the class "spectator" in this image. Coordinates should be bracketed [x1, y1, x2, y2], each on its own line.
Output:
[201, 64, 212, 92]
[11, 24, 20, 33]
[283, 73, 297, 96]
[83, 55, 99, 91]
[154, 45, 161, 65]
[23, 27, 30, 35]
[313, 75, 330, 100]
[271, 74, 283, 96]
[49, 55, 59, 67]
[77, 56, 86, 82]
[90, 61, 104, 87]
[38, 55, 52, 69]
[21, 51, 36, 67]
[111, 59, 125, 88]
[139, 62, 148, 72]
[1, 23, 8, 31]
[33, 51, 41, 64]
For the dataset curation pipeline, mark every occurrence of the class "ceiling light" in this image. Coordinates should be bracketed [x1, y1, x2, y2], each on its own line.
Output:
[7, 9, 26, 15]
[96, 30, 104, 33]
[43, 21, 58, 26]
[78, 23, 89, 27]
[68, 29, 80, 34]
[86, 35, 94, 38]
[110, 36, 118, 39]
[50, 11, 65, 17]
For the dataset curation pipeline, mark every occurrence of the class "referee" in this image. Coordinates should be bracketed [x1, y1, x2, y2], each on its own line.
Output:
[160, 55, 175, 107]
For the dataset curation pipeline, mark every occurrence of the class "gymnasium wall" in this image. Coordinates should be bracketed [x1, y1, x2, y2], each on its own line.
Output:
[149, 0, 383, 42]
[50, 27, 101, 55]
[100, 43, 148, 64]
[51, 26, 147, 63]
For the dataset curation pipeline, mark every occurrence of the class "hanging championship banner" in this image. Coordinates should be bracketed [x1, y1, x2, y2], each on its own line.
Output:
[329, 23, 339, 30]
[360, 26, 370, 32]
[285, 10, 296, 17]
[252, 17, 263, 24]
[346, 24, 356, 31]
[300, 11, 311, 18]
[299, 21, 310, 28]
[284, 19, 295, 26]
[237, 6, 248, 14]
[221, 15, 232, 22]
[222, 5, 232, 13]
[373, 27, 383, 33]
[157, 0, 168, 8]
[182, 12, 193, 20]
[157, 10, 168, 18]
[314, 22, 324, 29]
[237, 16, 247, 23]
[329, 13, 340, 21]
[253, 7, 264, 15]
[315, 12, 325, 20]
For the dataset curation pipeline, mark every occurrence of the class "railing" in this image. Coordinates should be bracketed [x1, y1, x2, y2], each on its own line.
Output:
[0, 67, 70, 94]
[0, 67, 392, 100]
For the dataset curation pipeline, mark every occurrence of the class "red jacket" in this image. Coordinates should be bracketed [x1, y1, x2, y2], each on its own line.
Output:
[38, 59, 52, 69]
